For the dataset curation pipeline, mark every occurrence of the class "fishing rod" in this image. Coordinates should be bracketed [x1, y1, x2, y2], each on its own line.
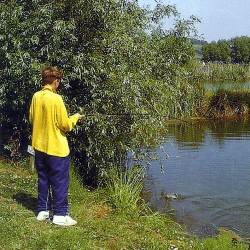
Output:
[85, 113, 158, 117]
[83, 113, 190, 123]
[77, 107, 190, 122]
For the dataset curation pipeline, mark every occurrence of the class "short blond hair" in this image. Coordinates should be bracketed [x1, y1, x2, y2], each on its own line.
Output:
[41, 66, 62, 86]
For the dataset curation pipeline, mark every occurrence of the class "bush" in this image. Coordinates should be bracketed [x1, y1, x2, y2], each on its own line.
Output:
[0, 0, 202, 184]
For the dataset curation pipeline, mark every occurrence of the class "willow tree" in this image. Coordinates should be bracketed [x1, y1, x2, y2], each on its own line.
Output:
[0, 0, 201, 184]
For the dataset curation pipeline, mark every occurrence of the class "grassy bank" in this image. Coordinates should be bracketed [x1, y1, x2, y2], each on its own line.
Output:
[0, 159, 249, 249]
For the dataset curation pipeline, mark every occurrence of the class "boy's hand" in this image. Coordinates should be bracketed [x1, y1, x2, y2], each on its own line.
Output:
[78, 114, 85, 120]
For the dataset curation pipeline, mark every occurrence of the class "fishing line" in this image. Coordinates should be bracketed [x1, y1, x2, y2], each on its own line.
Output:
[83, 113, 189, 123]
[77, 107, 190, 122]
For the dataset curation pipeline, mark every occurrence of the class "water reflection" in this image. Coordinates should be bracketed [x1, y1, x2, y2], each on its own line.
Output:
[143, 116, 250, 238]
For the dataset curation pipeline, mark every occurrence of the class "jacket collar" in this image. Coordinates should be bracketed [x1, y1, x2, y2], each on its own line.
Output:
[42, 84, 56, 93]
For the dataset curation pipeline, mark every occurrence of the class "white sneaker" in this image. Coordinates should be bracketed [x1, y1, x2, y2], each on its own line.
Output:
[52, 215, 77, 226]
[37, 211, 50, 221]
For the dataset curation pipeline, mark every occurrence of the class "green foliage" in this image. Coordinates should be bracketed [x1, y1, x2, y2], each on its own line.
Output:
[190, 62, 250, 84]
[202, 40, 231, 63]
[202, 36, 250, 64]
[205, 88, 250, 118]
[105, 164, 147, 214]
[231, 36, 250, 64]
[200, 229, 248, 250]
[0, 0, 202, 183]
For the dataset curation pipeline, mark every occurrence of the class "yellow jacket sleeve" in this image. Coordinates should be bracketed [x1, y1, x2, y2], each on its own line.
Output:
[55, 96, 80, 132]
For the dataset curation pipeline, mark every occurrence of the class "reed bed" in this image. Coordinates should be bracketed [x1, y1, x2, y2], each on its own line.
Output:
[199, 88, 250, 118]
[189, 62, 250, 83]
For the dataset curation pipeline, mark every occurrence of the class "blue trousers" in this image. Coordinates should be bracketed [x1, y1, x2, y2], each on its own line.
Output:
[35, 150, 70, 215]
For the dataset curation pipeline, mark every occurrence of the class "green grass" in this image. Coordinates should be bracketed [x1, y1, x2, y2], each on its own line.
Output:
[201, 229, 249, 250]
[0, 159, 249, 249]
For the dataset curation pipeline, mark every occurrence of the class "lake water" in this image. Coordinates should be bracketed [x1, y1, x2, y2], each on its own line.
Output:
[143, 116, 250, 238]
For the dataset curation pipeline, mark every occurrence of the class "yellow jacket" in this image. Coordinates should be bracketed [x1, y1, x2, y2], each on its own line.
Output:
[29, 85, 80, 157]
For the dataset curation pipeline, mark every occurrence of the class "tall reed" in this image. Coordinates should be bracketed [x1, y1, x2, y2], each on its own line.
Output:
[104, 164, 147, 214]
[205, 89, 250, 118]
[189, 62, 250, 83]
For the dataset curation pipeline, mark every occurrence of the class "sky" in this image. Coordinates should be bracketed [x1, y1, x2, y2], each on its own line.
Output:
[137, 0, 250, 42]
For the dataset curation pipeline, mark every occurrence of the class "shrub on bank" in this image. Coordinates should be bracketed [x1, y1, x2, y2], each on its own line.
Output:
[202, 89, 250, 118]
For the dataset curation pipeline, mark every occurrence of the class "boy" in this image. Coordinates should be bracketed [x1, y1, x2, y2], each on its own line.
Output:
[29, 66, 84, 226]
